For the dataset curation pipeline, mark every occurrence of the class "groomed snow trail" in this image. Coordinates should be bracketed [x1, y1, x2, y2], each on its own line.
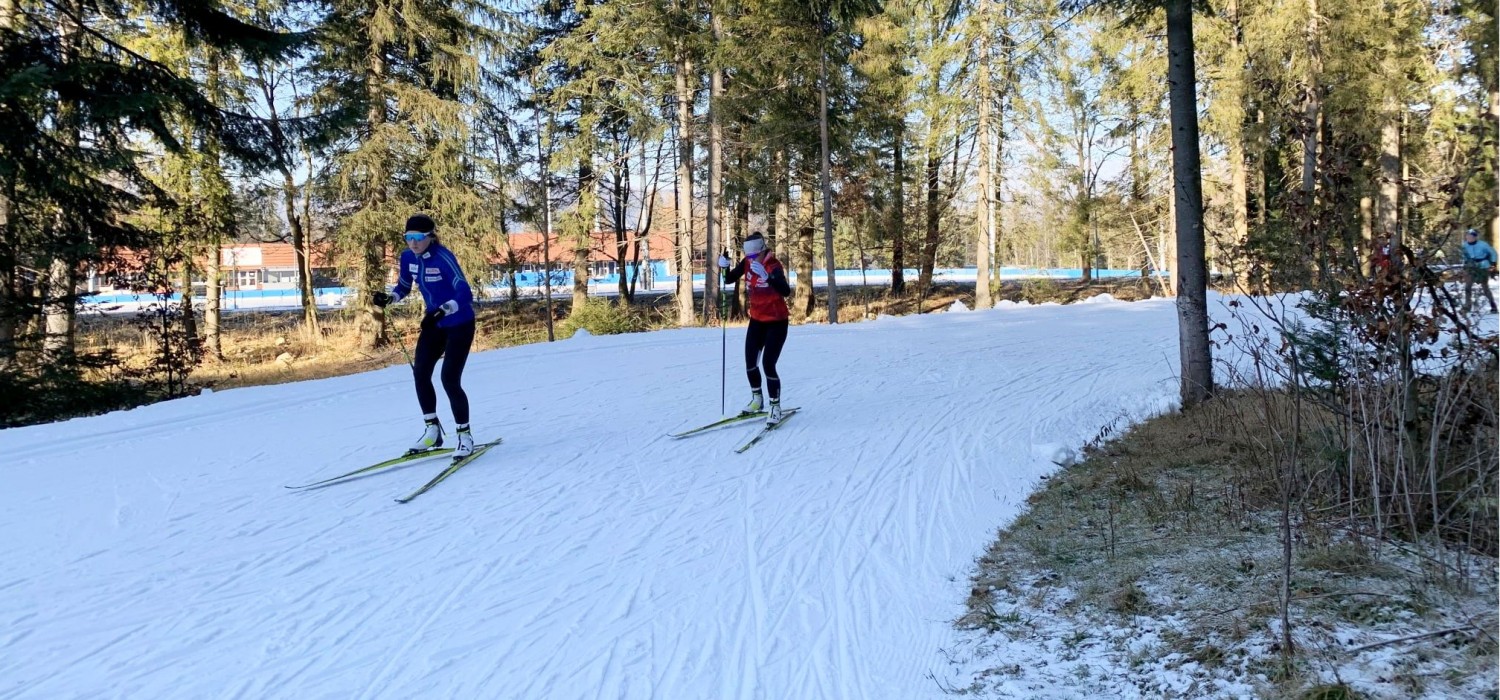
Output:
[1, 297, 1182, 699]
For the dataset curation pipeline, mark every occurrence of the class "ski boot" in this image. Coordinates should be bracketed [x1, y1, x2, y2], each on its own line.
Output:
[740, 390, 764, 416]
[408, 416, 444, 454]
[454, 424, 476, 458]
[767, 399, 784, 425]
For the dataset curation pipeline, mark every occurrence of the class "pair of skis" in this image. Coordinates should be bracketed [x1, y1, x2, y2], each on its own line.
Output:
[292, 405, 793, 499]
[669, 408, 800, 453]
[286, 439, 501, 503]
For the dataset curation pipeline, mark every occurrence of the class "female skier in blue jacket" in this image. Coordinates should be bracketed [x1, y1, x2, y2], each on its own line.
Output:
[373, 214, 479, 456]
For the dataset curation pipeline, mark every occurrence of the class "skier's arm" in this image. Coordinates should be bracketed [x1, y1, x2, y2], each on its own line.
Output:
[437, 249, 473, 311]
[766, 263, 791, 297]
[722, 259, 746, 285]
[391, 252, 414, 302]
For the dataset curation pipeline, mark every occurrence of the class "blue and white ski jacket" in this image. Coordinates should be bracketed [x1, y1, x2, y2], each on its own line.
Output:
[390, 242, 475, 328]
[1462, 240, 1497, 271]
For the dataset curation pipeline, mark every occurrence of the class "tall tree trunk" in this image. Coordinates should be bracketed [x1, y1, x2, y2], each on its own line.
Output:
[1078, 117, 1093, 284]
[973, 4, 993, 309]
[279, 168, 318, 337]
[734, 181, 750, 248]
[0, 181, 14, 366]
[1302, 0, 1323, 283]
[732, 177, 750, 320]
[1166, 0, 1213, 407]
[770, 148, 790, 319]
[360, 50, 388, 351]
[179, 256, 196, 339]
[772, 148, 789, 253]
[45, 6, 80, 359]
[795, 182, 816, 320]
[818, 50, 840, 323]
[1, 0, 18, 364]
[674, 40, 696, 327]
[704, 4, 725, 323]
[1228, 0, 1250, 291]
[1378, 103, 1401, 255]
[1490, 86, 1499, 249]
[43, 255, 74, 359]
[536, 111, 556, 342]
[574, 159, 596, 310]
[1128, 123, 1142, 204]
[299, 127, 320, 336]
[919, 146, 940, 290]
[1359, 195, 1374, 276]
[1254, 108, 1268, 230]
[1301, 0, 1321, 197]
[1382, 106, 1415, 432]
[890, 122, 906, 294]
[1130, 98, 1147, 281]
[631, 138, 664, 296]
[615, 153, 632, 304]
[205, 239, 221, 359]
[1230, 139, 1249, 287]
[1164, 185, 1178, 296]
[994, 0, 1013, 289]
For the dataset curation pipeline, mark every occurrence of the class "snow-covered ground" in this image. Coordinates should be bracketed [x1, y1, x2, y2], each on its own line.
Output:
[8, 291, 1487, 698]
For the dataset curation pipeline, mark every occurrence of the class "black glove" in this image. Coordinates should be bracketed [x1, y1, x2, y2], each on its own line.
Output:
[372, 291, 393, 308]
[420, 308, 446, 332]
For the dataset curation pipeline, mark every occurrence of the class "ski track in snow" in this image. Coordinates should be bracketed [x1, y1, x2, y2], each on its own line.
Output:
[1, 297, 1188, 699]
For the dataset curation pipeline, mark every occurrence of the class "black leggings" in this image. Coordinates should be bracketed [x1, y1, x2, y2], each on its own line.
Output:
[412, 319, 475, 425]
[745, 319, 788, 401]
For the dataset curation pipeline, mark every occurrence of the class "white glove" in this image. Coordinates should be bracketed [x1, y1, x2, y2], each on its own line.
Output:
[439, 300, 459, 315]
[749, 259, 768, 278]
[718, 254, 732, 269]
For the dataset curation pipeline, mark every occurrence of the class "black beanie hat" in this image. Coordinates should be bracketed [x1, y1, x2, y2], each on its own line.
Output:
[405, 213, 436, 235]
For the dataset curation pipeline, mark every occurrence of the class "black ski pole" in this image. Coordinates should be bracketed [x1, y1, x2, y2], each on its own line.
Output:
[397, 321, 415, 369]
[719, 252, 728, 415]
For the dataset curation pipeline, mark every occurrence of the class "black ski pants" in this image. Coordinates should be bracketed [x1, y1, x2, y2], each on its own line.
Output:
[413, 319, 475, 425]
[745, 319, 788, 401]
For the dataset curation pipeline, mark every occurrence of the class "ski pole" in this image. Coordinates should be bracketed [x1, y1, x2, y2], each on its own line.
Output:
[719, 252, 728, 415]
[398, 325, 415, 369]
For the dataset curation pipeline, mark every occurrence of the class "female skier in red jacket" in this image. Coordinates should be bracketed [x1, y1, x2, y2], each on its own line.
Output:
[718, 232, 793, 424]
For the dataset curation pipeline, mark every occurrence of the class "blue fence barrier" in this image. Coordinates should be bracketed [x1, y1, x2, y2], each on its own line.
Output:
[87, 265, 1167, 307]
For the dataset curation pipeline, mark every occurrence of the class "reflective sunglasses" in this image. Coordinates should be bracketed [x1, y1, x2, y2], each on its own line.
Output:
[404, 231, 431, 242]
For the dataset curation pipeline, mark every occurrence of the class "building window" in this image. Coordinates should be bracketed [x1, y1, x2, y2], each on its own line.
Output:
[236, 269, 261, 287]
[266, 269, 298, 285]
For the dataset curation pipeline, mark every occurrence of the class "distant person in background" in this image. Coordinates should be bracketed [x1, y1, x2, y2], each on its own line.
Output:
[1371, 237, 1392, 276]
[373, 213, 480, 456]
[1460, 228, 1498, 314]
[719, 232, 793, 424]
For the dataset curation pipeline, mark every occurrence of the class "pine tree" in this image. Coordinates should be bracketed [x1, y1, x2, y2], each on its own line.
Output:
[313, 0, 495, 350]
[0, 0, 300, 390]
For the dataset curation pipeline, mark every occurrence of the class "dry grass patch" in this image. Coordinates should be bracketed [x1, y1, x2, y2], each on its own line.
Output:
[954, 392, 1498, 699]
